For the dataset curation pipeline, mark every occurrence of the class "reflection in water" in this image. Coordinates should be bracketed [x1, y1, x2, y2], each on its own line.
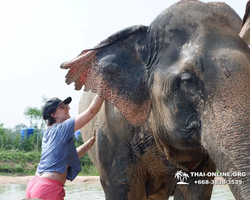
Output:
[64, 182, 105, 200]
[211, 185, 235, 200]
[0, 182, 235, 200]
[0, 184, 27, 199]
[169, 185, 235, 200]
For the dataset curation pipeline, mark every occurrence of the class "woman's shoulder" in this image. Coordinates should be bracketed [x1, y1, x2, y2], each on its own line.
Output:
[61, 117, 75, 127]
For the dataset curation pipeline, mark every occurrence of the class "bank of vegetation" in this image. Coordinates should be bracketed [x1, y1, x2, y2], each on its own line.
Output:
[0, 126, 99, 176]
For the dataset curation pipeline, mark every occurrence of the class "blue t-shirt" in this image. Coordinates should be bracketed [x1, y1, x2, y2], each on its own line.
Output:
[37, 118, 81, 181]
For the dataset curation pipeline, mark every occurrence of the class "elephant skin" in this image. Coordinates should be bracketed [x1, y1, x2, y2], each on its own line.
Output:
[61, 0, 250, 199]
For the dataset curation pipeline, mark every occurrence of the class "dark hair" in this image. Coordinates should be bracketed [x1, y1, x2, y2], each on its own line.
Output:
[47, 116, 56, 126]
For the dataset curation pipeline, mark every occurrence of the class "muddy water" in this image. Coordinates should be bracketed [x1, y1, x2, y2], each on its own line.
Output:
[0, 182, 235, 199]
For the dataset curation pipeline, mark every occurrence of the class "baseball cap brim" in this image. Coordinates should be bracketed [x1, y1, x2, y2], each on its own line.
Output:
[59, 97, 72, 106]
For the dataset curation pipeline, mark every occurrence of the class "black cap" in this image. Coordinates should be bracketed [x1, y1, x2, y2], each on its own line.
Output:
[42, 97, 72, 120]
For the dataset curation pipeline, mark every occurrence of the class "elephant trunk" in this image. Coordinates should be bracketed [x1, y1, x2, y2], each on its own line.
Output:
[202, 110, 250, 199]
[220, 129, 250, 200]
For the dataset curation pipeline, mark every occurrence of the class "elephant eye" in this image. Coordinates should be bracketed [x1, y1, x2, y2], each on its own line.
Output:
[179, 73, 197, 96]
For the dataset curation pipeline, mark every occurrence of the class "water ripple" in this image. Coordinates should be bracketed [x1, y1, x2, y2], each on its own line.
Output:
[0, 182, 235, 199]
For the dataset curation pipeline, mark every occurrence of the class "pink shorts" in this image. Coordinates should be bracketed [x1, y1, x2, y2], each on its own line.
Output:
[26, 175, 65, 200]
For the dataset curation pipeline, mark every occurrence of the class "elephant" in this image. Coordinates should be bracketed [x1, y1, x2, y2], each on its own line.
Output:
[61, 0, 250, 199]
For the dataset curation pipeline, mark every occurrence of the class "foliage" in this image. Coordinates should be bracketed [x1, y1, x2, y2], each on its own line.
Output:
[20, 129, 43, 152]
[13, 123, 27, 133]
[0, 164, 11, 173]
[0, 96, 47, 151]
[0, 123, 14, 150]
[74, 135, 84, 148]
[14, 164, 24, 173]
[23, 95, 48, 130]
[0, 124, 42, 152]
[79, 164, 99, 176]
[0, 123, 4, 136]
[0, 151, 40, 163]
[73, 137, 95, 168]
[0, 151, 40, 175]
[23, 107, 43, 127]
[13, 134, 21, 150]
[0, 150, 97, 176]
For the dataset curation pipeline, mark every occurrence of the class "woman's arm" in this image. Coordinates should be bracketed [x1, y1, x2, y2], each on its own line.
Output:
[74, 95, 104, 131]
[76, 134, 96, 158]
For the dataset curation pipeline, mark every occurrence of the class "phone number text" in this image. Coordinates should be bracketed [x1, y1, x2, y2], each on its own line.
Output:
[194, 180, 243, 185]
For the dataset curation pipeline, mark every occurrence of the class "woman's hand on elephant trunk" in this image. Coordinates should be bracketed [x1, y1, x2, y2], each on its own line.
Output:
[90, 132, 96, 144]
[76, 133, 96, 158]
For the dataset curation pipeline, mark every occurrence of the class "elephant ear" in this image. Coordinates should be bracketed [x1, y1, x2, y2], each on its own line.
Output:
[61, 25, 151, 126]
[239, 0, 250, 45]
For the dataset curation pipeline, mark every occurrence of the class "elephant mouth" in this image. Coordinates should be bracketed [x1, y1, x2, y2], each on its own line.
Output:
[177, 155, 210, 172]
[166, 145, 209, 172]
[175, 117, 201, 150]
[177, 116, 202, 148]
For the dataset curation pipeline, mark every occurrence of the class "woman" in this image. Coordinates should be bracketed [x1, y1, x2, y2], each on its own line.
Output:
[26, 95, 104, 200]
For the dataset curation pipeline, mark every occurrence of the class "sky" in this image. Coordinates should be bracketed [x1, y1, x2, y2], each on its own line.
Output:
[0, 0, 246, 129]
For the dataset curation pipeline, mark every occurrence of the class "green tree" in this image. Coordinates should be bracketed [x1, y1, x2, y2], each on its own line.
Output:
[13, 123, 27, 133]
[23, 95, 48, 130]
[0, 124, 13, 150]
[0, 123, 4, 136]
[13, 134, 21, 150]
[0, 123, 5, 149]
[22, 95, 48, 151]
[12, 123, 27, 148]
[21, 133, 34, 152]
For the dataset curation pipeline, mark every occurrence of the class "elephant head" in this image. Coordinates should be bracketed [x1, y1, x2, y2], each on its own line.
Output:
[61, 0, 250, 199]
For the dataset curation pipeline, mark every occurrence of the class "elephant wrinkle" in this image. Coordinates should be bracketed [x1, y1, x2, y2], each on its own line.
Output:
[114, 179, 128, 185]
[174, 105, 178, 113]
[62, 0, 250, 199]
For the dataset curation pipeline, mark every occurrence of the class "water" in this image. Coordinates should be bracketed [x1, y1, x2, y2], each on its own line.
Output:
[64, 182, 105, 200]
[0, 182, 235, 200]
